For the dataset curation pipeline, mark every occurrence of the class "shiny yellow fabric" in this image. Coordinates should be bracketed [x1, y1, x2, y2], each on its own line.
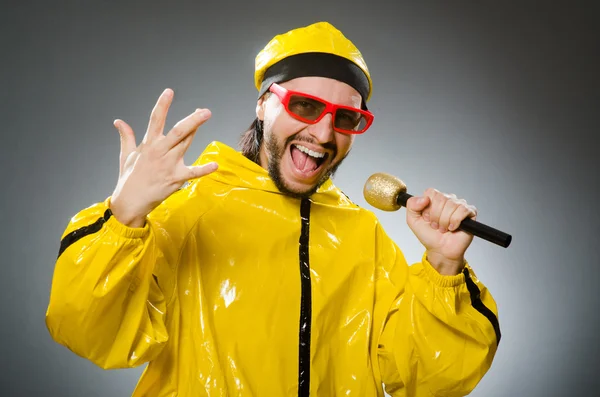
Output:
[254, 21, 373, 101]
[46, 141, 499, 396]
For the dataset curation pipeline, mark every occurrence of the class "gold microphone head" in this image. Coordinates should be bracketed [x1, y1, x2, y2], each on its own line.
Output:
[363, 172, 407, 211]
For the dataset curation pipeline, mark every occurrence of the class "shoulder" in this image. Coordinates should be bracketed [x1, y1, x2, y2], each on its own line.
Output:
[147, 176, 221, 233]
[314, 185, 383, 233]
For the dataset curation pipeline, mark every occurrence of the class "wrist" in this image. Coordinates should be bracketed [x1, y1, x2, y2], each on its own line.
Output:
[109, 196, 147, 228]
[426, 251, 465, 276]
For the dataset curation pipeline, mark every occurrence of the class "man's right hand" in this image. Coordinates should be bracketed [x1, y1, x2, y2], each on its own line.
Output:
[109, 88, 218, 228]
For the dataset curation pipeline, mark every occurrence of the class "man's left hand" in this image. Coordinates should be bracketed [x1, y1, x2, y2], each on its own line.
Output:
[406, 188, 478, 275]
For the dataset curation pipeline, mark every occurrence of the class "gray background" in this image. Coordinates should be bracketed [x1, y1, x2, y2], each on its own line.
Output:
[2, 0, 599, 396]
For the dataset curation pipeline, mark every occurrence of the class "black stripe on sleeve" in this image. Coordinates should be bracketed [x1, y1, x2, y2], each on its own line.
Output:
[463, 267, 501, 346]
[57, 209, 113, 259]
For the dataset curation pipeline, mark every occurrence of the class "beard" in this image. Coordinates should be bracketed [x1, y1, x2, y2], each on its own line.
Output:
[264, 131, 349, 199]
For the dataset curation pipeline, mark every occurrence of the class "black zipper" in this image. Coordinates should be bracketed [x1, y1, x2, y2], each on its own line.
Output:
[297, 198, 312, 396]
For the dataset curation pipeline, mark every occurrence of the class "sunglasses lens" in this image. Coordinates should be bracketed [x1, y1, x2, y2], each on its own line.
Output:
[288, 95, 326, 121]
[335, 108, 368, 132]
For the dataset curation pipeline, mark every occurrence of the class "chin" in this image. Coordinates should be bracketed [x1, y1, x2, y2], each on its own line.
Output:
[270, 173, 319, 199]
[283, 180, 321, 198]
[263, 133, 345, 199]
[283, 148, 332, 196]
[270, 164, 328, 199]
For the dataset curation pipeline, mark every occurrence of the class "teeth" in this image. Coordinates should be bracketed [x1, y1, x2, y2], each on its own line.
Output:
[295, 144, 325, 159]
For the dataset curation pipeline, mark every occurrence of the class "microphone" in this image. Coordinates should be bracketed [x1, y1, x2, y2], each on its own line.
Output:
[363, 172, 512, 248]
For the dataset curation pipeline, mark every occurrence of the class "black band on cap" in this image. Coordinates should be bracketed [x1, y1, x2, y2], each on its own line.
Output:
[258, 52, 370, 109]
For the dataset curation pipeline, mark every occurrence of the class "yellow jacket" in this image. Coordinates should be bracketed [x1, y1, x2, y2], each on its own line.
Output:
[46, 141, 500, 397]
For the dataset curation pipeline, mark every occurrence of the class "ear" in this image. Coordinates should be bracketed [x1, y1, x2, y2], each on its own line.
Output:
[256, 96, 266, 121]
[256, 92, 273, 121]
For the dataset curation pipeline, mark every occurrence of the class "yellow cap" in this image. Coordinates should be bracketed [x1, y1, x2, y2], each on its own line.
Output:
[254, 22, 373, 102]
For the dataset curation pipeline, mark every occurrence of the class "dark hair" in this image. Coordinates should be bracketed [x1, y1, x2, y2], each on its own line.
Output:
[238, 118, 263, 165]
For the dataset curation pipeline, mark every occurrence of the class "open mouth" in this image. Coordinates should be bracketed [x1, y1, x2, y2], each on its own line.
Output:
[290, 144, 329, 175]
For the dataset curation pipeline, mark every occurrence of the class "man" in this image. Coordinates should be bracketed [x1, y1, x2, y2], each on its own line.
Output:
[46, 22, 500, 396]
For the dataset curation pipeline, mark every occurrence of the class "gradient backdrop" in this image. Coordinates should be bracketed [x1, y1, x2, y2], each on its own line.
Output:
[2, 1, 599, 396]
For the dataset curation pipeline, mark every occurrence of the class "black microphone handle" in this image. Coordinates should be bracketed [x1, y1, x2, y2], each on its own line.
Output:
[397, 192, 512, 248]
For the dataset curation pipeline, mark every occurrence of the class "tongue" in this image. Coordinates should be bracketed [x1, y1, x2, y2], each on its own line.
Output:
[291, 146, 318, 172]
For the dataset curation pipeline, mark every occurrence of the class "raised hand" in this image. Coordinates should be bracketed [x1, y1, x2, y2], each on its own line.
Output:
[109, 88, 218, 227]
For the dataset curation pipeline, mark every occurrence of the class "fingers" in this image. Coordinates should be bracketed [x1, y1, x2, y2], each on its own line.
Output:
[447, 203, 477, 231]
[422, 188, 444, 227]
[162, 108, 212, 153]
[177, 162, 219, 182]
[421, 188, 476, 232]
[143, 88, 174, 143]
[406, 195, 430, 220]
[436, 198, 459, 232]
[114, 119, 137, 175]
[171, 130, 196, 160]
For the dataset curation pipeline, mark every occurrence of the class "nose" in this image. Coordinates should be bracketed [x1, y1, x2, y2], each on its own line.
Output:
[308, 112, 335, 144]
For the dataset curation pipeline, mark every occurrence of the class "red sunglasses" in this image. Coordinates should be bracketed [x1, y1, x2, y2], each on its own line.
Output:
[268, 83, 374, 134]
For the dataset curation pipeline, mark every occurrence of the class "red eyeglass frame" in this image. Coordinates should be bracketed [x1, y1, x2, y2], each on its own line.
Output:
[268, 83, 374, 134]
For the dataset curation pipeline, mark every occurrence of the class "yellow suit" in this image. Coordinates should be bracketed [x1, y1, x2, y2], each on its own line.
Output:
[46, 141, 500, 396]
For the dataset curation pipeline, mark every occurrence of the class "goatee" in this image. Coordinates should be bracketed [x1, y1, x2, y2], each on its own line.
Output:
[265, 133, 348, 199]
